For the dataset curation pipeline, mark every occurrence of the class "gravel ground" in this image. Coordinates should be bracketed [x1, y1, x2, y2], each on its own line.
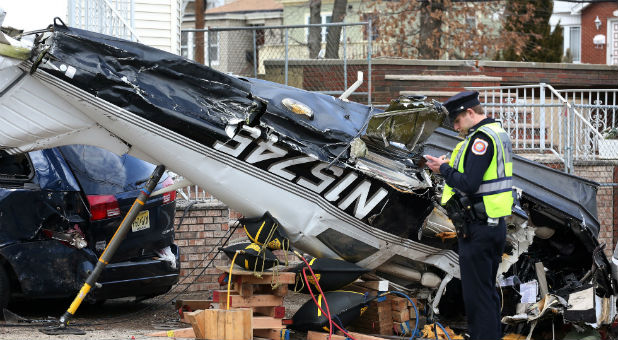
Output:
[0, 291, 311, 340]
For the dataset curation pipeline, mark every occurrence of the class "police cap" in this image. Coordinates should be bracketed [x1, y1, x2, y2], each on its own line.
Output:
[443, 91, 480, 121]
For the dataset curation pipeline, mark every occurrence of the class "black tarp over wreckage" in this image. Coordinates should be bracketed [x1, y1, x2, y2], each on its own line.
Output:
[0, 22, 617, 336]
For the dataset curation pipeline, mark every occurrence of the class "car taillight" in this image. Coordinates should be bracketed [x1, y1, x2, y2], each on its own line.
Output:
[162, 177, 176, 204]
[87, 195, 121, 220]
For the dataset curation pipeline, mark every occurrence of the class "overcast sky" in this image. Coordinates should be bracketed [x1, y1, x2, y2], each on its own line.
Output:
[1, 0, 67, 32]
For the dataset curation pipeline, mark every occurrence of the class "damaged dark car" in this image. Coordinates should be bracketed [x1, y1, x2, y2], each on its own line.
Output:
[0, 145, 179, 309]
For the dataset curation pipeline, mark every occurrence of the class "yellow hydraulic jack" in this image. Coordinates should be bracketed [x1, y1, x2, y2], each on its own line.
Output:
[40, 165, 166, 335]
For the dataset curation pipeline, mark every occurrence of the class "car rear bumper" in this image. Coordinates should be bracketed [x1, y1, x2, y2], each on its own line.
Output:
[93, 245, 180, 300]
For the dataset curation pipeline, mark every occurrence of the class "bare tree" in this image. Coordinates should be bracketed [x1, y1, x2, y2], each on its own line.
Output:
[308, 0, 322, 58]
[325, 0, 348, 58]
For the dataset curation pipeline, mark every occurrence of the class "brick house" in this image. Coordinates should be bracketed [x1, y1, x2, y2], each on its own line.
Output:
[551, 0, 618, 65]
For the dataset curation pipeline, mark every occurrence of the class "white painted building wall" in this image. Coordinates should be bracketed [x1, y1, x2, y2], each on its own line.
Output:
[60, 0, 182, 55]
[134, 0, 181, 54]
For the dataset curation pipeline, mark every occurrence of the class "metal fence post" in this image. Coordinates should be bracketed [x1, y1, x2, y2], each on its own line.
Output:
[367, 20, 372, 105]
[284, 28, 289, 86]
[252, 29, 257, 78]
[568, 105, 575, 173]
[343, 25, 347, 90]
[207, 29, 211, 68]
[539, 83, 546, 151]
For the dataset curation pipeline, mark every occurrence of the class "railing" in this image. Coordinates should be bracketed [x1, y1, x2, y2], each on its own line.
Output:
[465, 83, 613, 173]
[67, 0, 139, 42]
[169, 174, 218, 202]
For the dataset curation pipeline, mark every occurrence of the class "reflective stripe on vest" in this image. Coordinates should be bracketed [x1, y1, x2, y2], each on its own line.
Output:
[441, 122, 513, 218]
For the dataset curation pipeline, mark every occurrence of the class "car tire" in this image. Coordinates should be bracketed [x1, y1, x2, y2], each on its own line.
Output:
[0, 266, 11, 312]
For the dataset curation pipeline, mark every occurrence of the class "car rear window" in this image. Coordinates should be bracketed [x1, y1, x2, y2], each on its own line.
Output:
[59, 145, 157, 195]
[0, 151, 33, 181]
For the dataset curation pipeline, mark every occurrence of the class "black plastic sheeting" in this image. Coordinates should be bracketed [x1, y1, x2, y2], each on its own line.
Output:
[38, 25, 372, 163]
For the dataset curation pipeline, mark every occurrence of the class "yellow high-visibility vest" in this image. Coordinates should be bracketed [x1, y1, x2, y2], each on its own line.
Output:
[441, 122, 513, 218]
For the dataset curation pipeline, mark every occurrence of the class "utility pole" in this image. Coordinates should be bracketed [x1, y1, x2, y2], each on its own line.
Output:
[195, 0, 205, 64]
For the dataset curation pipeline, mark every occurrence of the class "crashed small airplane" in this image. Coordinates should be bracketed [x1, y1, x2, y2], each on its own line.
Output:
[0, 22, 617, 336]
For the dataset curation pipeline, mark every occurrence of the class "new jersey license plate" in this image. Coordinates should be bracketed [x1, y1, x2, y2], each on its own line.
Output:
[131, 210, 150, 232]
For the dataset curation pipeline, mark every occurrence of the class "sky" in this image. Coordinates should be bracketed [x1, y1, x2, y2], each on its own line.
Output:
[1, 0, 67, 32]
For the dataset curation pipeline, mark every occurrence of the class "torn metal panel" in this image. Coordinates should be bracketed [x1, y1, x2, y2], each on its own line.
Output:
[364, 96, 446, 151]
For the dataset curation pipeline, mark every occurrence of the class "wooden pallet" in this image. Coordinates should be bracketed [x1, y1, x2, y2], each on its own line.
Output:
[348, 281, 427, 336]
[151, 265, 293, 340]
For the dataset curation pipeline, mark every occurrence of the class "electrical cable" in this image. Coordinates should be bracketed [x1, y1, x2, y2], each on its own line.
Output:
[176, 201, 197, 230]
[383, 290, 420, 340]
[302, 267, 363, 340]
[434, 321, 451, 340]
[296, 253, 333, 340]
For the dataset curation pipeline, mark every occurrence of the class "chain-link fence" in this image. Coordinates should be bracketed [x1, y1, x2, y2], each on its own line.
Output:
[182, 22, 372, 104]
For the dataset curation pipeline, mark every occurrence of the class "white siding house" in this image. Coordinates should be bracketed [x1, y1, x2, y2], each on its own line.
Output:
[67, 0, 182, 54]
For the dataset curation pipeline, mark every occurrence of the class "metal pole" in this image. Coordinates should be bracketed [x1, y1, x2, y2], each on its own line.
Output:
[539, 83, 546, 151]
[58, 165, 166, 327]
[569, 105, 575, 173]
[207, 29, 212, 68]
[285, 28, 289, 86]
[253, 29, 258, 78]
[343, 25, 347, 90]
[367, 19, 372, 105]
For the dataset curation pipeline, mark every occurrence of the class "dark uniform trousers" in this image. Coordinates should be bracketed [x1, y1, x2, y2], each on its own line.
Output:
[457, 218, 507, 340]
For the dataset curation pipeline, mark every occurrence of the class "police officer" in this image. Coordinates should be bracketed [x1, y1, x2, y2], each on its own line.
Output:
[425, 91, 513, 340]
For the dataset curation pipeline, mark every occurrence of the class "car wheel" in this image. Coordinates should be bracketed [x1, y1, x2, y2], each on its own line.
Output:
[0, 266, 11, 312]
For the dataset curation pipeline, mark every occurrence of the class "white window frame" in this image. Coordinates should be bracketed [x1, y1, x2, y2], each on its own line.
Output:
[178, 30, 219, 65]
[305, 14, 332, 43]
[608, 19, 618, 65]
[181, 31, 194, 60]
[205, 31, 219, 65]
[563, 25, 581, 63]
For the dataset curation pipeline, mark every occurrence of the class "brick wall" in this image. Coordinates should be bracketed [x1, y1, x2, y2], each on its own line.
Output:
[573, 163, 616, 257]
[172, 201, 246, 293]
[263, 59, 618, 105]
[581, 2, 618, 65]
[172, 202, 297, 293]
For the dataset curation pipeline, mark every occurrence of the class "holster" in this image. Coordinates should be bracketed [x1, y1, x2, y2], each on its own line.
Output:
[445, 197, 470, 239]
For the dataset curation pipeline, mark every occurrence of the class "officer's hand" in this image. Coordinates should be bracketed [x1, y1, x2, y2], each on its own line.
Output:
[424, 155, 449, 173]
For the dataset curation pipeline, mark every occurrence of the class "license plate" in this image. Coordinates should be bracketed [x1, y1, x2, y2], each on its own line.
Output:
[131, 210, 150, 232]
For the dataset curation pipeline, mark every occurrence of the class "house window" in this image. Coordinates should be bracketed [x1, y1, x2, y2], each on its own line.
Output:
[181, 31, 194, 59]
[179, 30, 217, 65]
[306, 14, 332, 43]
[569, 26, 581, 63]
[206, 31, 219, 64]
